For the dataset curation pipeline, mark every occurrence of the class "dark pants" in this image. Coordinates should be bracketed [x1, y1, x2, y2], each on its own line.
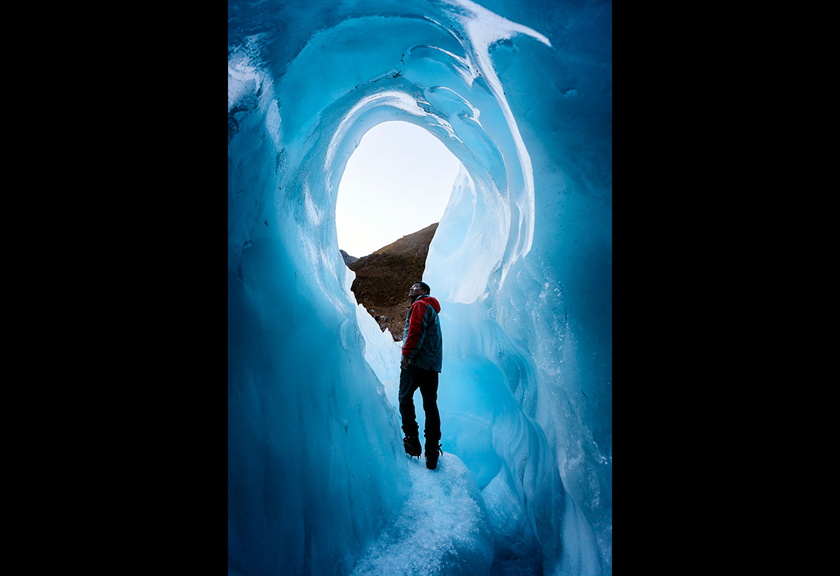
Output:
[399, 365, 441, 444]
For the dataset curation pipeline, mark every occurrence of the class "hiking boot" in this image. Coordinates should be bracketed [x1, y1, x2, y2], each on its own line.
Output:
[425, 443, 442, 470]
[403, 436, 421, 458]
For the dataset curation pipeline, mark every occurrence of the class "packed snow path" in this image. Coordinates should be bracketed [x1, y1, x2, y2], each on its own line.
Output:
[351, 454, 495, 576]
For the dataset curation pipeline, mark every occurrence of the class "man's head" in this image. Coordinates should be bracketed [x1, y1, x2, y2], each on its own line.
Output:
[408, 281, 430, 300]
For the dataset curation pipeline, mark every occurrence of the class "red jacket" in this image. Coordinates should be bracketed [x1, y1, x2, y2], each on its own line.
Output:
[402, 295, 443, 372]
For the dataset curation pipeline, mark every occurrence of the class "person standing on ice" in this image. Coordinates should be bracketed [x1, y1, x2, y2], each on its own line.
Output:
[400, 281, 443, 469]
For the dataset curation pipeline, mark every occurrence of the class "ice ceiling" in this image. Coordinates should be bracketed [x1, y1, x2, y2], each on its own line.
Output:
[228, 1, 611, 575]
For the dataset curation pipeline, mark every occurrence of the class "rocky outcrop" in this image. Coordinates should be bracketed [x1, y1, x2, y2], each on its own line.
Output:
[347, 223, 438, 340]
[340, 249, 358, 266]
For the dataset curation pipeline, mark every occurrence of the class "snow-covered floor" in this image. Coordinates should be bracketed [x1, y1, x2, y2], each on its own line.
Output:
[351, 454, 494, 576]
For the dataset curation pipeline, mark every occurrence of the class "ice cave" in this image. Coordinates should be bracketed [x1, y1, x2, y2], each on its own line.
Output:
[228, 1, 611, 574]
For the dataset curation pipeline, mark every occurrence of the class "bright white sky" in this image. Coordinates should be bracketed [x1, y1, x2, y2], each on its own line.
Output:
[336, 121, 462, 258]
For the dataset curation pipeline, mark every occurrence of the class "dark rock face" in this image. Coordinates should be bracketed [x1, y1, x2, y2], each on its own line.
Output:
[340, 249, 359, 266]
[347, 223, 438, 340]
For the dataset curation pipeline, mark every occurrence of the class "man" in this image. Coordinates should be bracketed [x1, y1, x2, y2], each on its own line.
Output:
[399, 281, 443, 469]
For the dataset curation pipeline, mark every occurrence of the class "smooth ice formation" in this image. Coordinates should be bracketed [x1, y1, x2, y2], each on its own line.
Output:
[346, 268, 403, 383]
[228, 1, 611, 575]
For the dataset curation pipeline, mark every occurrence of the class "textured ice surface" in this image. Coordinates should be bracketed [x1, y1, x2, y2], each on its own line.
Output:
[347, 268, 403, 383]
[229, 1, 611, 575]
[351, 455, 494, 576]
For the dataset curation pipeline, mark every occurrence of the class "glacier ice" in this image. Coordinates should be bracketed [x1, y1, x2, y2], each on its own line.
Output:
[228, 1, 611, 575]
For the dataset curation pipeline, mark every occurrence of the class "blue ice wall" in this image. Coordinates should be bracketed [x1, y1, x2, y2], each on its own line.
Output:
[228, 1, 611, 575]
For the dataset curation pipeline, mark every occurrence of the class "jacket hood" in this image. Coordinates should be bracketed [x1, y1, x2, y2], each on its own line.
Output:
[414, 294, 441, 313]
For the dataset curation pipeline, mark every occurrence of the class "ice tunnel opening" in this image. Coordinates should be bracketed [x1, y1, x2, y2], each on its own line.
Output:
[334, 119, 464, 348]
[335, 120, 462, 260]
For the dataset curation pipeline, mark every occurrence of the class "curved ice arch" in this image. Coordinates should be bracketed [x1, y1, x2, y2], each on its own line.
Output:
[267, 9, 547, 306]
[228, 1, 551, 301]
